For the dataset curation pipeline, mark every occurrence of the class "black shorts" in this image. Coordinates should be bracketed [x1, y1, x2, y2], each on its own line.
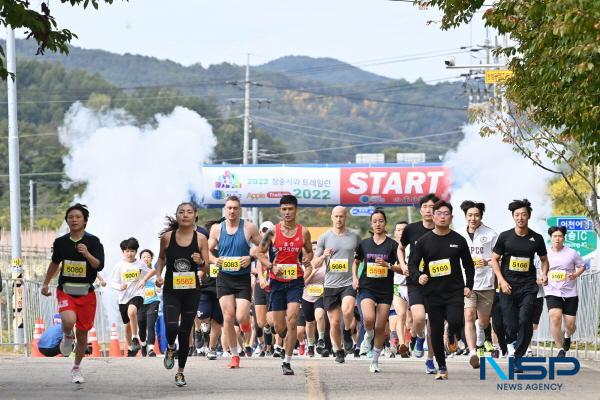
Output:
[198, 289, 224, 325]
[254, 281, 269, 306]
[357, 288, 393, 306]
[532, 297, 544, 325]
[297, 306, 306, 326]
[407, 285, 424, 307]
[216, 273, 252, 301]
[323, 286, 356, 311]
[119, 296, 143, 324]
[301, 297, 324, 322]
[546, 295, 579, 316]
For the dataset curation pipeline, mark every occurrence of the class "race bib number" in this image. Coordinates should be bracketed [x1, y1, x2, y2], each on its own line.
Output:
[429, 259, 451, 278]
[209, 264, 219, 278]
[63, 260, 87, 278]
[173, 272, 196, 289]
[278, 264, 298, 280]
[306, 284, 324, 297]
[122, 270, 140, 283]
[509, 257, 530, 272]
[330, 259, 349, 273]
[144, 287, 156, 299]
[419, 259, 425, 272]
[549, 270, 566, 282]
[221, 257, 241, 272]
[366, 262, 387, 278]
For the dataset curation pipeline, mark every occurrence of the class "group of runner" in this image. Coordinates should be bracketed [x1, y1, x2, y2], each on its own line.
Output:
[41, 193, 586, 386]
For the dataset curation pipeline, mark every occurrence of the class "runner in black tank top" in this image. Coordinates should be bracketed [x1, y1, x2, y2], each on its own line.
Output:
[155, 202, 209, 387]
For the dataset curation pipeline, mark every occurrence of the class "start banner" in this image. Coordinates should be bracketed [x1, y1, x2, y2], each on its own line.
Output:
[199, 164, 451, 207]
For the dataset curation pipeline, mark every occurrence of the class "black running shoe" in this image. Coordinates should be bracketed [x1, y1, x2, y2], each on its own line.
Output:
[563, 337, 572, 352]
[245, 346, 253, 357]
[343, 332, 354, 354]
[131, 337, 141, 354]
[282, 362, 294, 375]
[141, 345, 147, 357]
[127, 349, 136, 357]
[321, 348, 330, 358]
[148, 349, 156, 357]
[316, 339, 325, 354]
[353, 345, 360, 358]
[307, 345, 315, 357]
[557, 349, 566, 358]
[273, 347, 282, 358]
[335, 350, 345, 363]
[175, 372, 186, 387]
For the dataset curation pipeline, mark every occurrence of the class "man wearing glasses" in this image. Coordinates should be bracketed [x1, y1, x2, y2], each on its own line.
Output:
[409, 200, 475, 380]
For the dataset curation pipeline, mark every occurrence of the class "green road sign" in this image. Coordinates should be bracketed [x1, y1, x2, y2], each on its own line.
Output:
[547, 216, 598, 257]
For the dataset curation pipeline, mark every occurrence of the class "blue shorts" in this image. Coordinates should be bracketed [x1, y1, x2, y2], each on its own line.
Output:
[197, 289, 223, 325]
[269, 278, 304, 312]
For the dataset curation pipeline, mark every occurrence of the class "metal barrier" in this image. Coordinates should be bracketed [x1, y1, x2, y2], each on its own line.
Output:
[532, 271, 600, 360]
[1, 279, 112, 354]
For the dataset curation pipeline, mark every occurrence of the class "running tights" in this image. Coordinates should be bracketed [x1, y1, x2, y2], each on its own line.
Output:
[163, 291, 201, 369]
[427, 299, 464, 369]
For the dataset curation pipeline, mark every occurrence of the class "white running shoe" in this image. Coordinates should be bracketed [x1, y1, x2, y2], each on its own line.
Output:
[60, 333, 75, 357]
[507, 343, 515, 357]
[71, 367, 85, 384]
[369, 362, 381, 373]
[360, 337, 372, 355]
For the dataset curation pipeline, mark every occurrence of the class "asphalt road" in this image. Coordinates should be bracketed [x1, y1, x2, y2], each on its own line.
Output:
[1, 354, 598, 399]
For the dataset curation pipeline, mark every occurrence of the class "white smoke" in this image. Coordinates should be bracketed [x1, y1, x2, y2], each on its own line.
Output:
[445, 124, 553, 235]
[59, 103, 217, 323]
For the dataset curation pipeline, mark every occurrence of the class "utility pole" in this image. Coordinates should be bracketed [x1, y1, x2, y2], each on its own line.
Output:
[252, 138, 259, 225]
[29, 180, 36, 231]
[6, 25, 25, 352]
[243, 54, 251, 164]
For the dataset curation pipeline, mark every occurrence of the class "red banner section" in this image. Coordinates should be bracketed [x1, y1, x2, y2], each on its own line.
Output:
[340, 165, 451, 206]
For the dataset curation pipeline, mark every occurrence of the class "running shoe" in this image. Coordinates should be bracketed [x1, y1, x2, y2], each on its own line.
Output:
[483, 340, 494, 353]
[369, 362, 381, 373]
[127, 350, 136, 357]
[360, 337, 372, 355]
[507, 343, 515, 357]
[60, 333, 75, 357]
[563, 337, 572, 352]
[71, 367, 85, 384]
[410, 336, 417, 353]
[399, 344, 410, 358]
[299, 343, 305, 356]
[469, 354, 480, 369]
[148, 349, 157, 357]
[435, 367, 448, 380]
[131, 337, 141, 354]
[316, 339, 326, 355]
[141, 345, 148, 357]
[307, 345, 315, 358]
[491, 348, 499, 359]
[259, 349, 266, 357]
[557, 349, 566, 358]
[343, 333, 354, 355]
[322, 348, 330, 358]
[207, 349, 217, 360]
[254, 344, 263, 356]
[244, 346, 253, 357]
[335, 350, 345, 364]
[164, 347, 176, 370]
[425, 359, 437, 374]
[228, 355, 240, 369]
[282, 362, 294, 375]
[175, 372, 186, 387]
[197, 347, 207, 357]
[414, 337, 425, 358]
[188, 347, 195, 357]
[273, 347, 283, 358]
[447, 337, 458, 354]
[353, 345, 360, 358]
[390, 337, 399, 355]
[239, 350, 246, 357]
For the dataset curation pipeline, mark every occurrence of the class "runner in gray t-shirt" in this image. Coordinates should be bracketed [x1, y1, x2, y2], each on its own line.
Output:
[312, 206, 361, 363]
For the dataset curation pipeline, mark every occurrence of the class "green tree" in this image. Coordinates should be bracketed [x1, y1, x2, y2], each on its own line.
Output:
[548, 172, 591, 216]
[0, 0, 123, 78]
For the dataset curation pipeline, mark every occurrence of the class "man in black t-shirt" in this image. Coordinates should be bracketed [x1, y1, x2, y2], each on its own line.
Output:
[41, 204, 104, 384]
[397, 193, 438, 372]
[409, 200, 474, 380]
[491, 199, 548, 371]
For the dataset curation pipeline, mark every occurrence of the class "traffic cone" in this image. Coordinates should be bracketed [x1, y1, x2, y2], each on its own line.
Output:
[88, 326, 101, 357]
[31, 318, 45, 357]
[109, 323, 122, 357]
[154, 337, 162, 355]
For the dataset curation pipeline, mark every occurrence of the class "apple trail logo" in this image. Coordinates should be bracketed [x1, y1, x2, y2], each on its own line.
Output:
[480, 357, 580, 392]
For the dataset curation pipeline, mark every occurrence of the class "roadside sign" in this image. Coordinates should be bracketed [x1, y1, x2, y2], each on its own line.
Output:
[350, 206, 375, 217]
[547, 216, 597, 257]
[485, 69, 513, 84]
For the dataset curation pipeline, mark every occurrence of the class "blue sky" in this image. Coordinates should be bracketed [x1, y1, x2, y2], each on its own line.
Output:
[21, 0, 493, 82]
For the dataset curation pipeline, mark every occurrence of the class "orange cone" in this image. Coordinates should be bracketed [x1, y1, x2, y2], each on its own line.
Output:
[32, 318, 45, 357]
[154, 337, 162, 355]
[109, 323, 122, 357]
[88, 326, 101, 357]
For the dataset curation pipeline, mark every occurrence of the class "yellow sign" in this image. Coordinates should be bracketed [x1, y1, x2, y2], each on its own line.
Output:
[485, 69, 513, 84]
